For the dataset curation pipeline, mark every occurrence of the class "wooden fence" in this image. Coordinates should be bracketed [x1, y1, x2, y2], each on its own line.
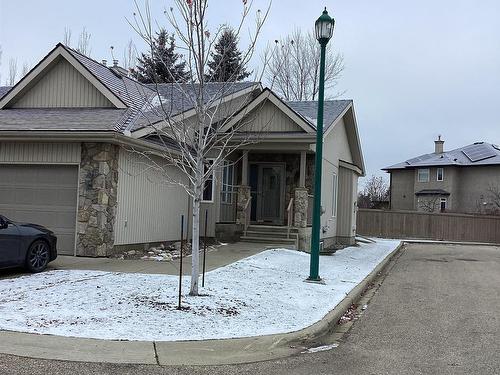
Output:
[357, 209, 500, 244]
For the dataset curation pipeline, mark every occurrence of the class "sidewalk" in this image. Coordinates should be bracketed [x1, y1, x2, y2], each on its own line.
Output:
[49, 241, 275, 275]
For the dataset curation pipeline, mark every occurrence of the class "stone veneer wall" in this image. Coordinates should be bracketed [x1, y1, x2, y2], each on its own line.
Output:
[76, 143, 119, 257]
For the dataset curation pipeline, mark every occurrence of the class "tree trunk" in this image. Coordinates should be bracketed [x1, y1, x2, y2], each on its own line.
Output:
[189, 173, 202, 296]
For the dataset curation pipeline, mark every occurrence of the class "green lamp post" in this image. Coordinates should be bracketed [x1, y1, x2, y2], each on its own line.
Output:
[308, 7, 335, 281]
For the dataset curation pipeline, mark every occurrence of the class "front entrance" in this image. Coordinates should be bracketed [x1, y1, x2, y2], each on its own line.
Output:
[249, 163, 285, 225]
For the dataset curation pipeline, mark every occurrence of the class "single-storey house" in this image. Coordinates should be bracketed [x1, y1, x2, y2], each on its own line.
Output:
[0, 43, 365, 257]
[384, 137, 500, 214]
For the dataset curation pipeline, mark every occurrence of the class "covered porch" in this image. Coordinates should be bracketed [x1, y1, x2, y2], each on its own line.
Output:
[217, 146, 315, 250]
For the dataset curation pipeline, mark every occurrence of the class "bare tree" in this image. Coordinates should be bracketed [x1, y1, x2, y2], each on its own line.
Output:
[417, 196, 440, 213]
[63, 27, 72, 46]
[475, 184, 500, 215]
[21, 62, 30, 78]
[122, 39, 138, 72]
[358, 175, 389, 209]
[264, 28, 344, 101]
[129, 0, 270, 296]
[77, 28, 92, 56]
[8, 58, 18, 86]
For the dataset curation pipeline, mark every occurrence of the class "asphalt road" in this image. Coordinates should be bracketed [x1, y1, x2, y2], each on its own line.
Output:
[1, 243, 499, 375]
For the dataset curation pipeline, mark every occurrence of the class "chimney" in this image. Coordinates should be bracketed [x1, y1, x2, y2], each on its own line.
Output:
[102, 59, 107, 66]
[113, 59, 119, 67]
[435, 135, 444, 154]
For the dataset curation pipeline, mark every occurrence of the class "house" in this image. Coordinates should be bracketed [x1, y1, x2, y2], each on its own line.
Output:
[384, 137, 500, 214]
[0, 43, 365, 257]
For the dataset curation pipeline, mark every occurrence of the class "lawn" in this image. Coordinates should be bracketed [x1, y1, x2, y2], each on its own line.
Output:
[0, 239, 400, 341]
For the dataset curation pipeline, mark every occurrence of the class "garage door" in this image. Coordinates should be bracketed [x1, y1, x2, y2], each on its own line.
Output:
[0, 165, 78, 255]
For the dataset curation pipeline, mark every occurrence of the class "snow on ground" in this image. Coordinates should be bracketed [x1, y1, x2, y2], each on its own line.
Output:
[0, 239, 400, 341]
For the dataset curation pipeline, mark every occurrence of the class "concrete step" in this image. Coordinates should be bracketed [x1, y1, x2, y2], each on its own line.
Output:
[240, 236, 297, 246]
[246, 225, 298, 234]
[244, 230, 298, 240]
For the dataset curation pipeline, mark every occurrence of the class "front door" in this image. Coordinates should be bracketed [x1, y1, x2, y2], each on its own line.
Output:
[252, 164, 285, 224]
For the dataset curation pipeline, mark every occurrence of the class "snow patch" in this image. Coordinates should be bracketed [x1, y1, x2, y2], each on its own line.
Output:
[0, 239, 400, 341]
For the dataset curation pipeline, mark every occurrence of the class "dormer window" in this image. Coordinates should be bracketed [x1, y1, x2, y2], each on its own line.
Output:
[417, 168, 430, 182]
[437, 168, 444, 181]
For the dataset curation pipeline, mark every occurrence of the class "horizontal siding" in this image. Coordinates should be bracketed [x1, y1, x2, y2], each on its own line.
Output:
[11, 58, 113, 108]
[0, 142, 81, 164]
[115, 149, 190, 245]
[239, 101, 303, 132]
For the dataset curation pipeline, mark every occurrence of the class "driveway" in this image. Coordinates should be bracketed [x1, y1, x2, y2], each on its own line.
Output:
[1, 243, 499, 374]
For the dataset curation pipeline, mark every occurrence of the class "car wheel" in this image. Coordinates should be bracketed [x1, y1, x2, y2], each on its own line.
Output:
[26, 240, 50, 273]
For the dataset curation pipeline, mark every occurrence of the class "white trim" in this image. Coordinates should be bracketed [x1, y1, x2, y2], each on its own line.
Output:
[440, 197, 447, 211]
[0, 44, 127, 109]
[437, 167, 444, 181]
[323, 103, 366, 176]
[417, 168, 430, 182]
[219, 89, 316, 134]
[323, 102, 352, 139]
[131, 83, 262, 139]
[332, 172, 338, 217]
[339, 160, 363, 175]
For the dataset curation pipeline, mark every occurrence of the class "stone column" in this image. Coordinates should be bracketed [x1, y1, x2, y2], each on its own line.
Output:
[294, 187, 309, 228]
[76, 143, 118, 257]
[236, 185, 251, 225]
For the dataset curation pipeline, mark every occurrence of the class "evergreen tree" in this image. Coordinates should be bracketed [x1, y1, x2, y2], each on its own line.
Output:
[205, 28, 251, 82]
[135, 29, 188, 83]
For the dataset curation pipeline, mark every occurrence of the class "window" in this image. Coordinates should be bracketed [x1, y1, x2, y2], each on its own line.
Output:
[332, 173, 338, 217]
[440, 198, 447, 212]
[202, 160, 214, 202]
[417, 168, 430, 182]
[221, 160, 234, 204]
[437, 168, 444, 181]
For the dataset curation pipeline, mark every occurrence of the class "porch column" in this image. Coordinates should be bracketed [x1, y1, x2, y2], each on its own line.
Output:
[294, 151, 309, 228]
[241, 151, 248, 185]
[299, 150, 307, 188]
[237, 151, 251, 226]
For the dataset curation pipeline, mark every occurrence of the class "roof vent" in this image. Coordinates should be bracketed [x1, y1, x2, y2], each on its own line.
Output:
[102, 59, 107, 66]
[113, 59, 119, 67]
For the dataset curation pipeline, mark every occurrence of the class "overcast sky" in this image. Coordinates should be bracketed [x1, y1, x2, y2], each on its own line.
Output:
[1, 0, 499, 185]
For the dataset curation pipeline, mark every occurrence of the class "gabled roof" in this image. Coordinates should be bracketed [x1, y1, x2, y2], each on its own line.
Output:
[384, 142, 500, 170]
[286, 100, 352, 132]
[0, 44, 132, 109]
[220, 88, 316, 134]
[130, 82, 259, 133]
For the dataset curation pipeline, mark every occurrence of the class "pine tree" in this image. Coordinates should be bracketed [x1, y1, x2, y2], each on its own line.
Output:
[135, 29, 188, 83]
[205, 28, 251, 82]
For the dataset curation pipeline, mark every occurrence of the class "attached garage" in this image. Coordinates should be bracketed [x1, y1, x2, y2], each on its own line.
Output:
[0, 164, 78, 255]
[0, 142, 81, 255]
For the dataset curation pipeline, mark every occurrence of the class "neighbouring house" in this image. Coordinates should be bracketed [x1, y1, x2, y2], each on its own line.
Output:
[384, 137, 500, 214]
[0, 43, 365, 257]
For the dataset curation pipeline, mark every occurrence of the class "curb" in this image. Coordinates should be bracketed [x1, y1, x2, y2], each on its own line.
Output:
[0, 242, 405, 366]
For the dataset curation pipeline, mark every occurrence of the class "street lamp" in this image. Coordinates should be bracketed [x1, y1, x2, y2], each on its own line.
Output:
[308, 7, 335, 281]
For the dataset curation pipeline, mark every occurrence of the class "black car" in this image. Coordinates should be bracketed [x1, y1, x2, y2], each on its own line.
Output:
[0, 215, 57, 273]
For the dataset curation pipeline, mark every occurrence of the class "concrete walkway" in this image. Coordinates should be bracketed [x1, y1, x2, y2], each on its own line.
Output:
[49, 241, 279, 275]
